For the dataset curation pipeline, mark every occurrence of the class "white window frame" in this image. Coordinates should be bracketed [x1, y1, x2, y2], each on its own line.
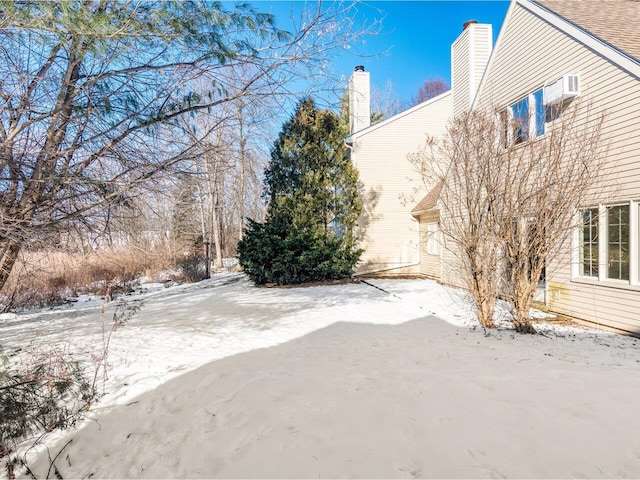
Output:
[425, 222, 441, 256]
[632, 201, 639, 285]
[605, 203, 631, 282]
[573, 201, 638, 286]
[576, 207, 599, 278]
[502, 88, 546, 146]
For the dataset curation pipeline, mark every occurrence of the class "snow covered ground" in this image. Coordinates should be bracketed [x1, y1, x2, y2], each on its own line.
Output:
[3, 272, 640, 478]
[2, 272, 471, 409]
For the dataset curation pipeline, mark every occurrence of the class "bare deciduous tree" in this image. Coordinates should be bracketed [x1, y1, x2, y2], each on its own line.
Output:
[414, 100, 606, 332]
[409, 78, 450, 107]
[414, 109, 504, 328]
[0, 0, 381, 291]
[495, 102, 606, 333]
[371, 80, 405, 119]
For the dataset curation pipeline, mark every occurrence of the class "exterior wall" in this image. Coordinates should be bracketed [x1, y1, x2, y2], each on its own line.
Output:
[350, 92, 452, 275]
[439, 218, 468, 291]
[416, 211, 441, 280]
[475, 1, 640, 334]
[451, 31, 470, 117]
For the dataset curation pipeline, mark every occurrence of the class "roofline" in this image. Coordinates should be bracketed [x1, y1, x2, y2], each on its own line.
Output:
[411, 208, 433, 217]
[345, 90, 452, 143]
[525, 0, 640, 75]
[526, 0, 640, 73]
[474, 0, 640, 108]
[411, 202, 442, 217]
[410, 180, 444, 216]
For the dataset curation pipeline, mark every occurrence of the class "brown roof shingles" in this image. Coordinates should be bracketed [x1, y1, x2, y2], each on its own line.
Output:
[411, 180, 443, 215]
[535, 0, 640, 62]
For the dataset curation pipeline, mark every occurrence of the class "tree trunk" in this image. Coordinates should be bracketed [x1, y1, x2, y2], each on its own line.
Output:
[202, 146, 225, 271]
[211, 199, 223, 270]
[195, 180, 208, 257]
[0, 240, 22, 292]
[513, 319, 537, 334]
[237, 103, 246, 242]
[474, 289, 496, 328]
[470, 267, 496, 328]
[510, 263, 540, 334]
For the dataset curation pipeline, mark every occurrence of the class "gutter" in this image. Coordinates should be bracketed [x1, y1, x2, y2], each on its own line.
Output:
[355, 261, 421, 277]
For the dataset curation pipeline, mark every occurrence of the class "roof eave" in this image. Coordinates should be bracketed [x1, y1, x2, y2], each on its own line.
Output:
[520, 0, 640, 79]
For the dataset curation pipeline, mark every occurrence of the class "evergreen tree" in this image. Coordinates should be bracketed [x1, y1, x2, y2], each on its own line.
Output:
[238, 97, 362, 285]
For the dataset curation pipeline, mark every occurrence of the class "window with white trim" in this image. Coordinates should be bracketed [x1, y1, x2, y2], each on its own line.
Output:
[501, 88, 546, 146]
[576, 203, 633, 283]
[579, 208, 599, 277]
[607, 205, 630, 281]
[512, 96, 530, 143]
[533, 89, 545, 137]
[425, 223, 440, 256]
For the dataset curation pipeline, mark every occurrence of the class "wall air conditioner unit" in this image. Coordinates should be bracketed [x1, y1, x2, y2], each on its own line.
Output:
[543, 74, 579, 105]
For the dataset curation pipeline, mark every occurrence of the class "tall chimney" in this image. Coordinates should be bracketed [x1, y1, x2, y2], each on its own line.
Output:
[451, 21, 492, 117]
[349, 65, 371, 134]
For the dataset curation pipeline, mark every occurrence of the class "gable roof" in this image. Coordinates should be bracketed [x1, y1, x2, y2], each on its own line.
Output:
[345, 91, 452, 142]
[515, 0, 640, 79]
[411, 180, 443, 216]
[474, 0, 640, 108]
[535, 0, 640, 62]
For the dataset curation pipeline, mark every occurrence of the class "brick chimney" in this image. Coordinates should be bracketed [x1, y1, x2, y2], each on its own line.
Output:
[451, 21, 492, 117]
[349, 65, 371, 134]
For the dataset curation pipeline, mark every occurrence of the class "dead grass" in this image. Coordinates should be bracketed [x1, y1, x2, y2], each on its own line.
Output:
[1, 247, 179, 311]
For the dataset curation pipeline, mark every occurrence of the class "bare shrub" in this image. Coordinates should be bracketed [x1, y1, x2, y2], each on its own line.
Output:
[414, 100, 605, 333]
[494, 102, 605, 333]
[0, 247, 176, 311]
[413, 109, 504, 328]
[1, 293, 140, 477]
[177, 255, 208, 283]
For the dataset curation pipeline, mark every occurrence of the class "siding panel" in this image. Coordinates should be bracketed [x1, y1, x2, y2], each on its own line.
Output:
[353, 93, 452, 275]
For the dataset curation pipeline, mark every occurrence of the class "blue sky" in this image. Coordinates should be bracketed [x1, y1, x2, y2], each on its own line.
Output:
[257, 1, 511, 105]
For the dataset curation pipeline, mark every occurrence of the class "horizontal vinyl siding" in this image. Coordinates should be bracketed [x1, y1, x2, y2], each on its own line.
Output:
[417, 212, 441, 280]
[419, 247, 441, 280]
[546, 233, 640, 335]
[452, 33, 471, 117]
[353, 94, 452, 274]
[440, 246, 467, 291]
[478, 3, 640, 333]
[472, 25, 493, 99]
[548, 274, 640, 334]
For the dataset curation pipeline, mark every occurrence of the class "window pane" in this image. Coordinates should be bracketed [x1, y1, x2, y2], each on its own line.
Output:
[607, 205, 630, 280]
[580, 208, 598, 277]
[512, 97, 529, 143]
[534, 89, 545, 137]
